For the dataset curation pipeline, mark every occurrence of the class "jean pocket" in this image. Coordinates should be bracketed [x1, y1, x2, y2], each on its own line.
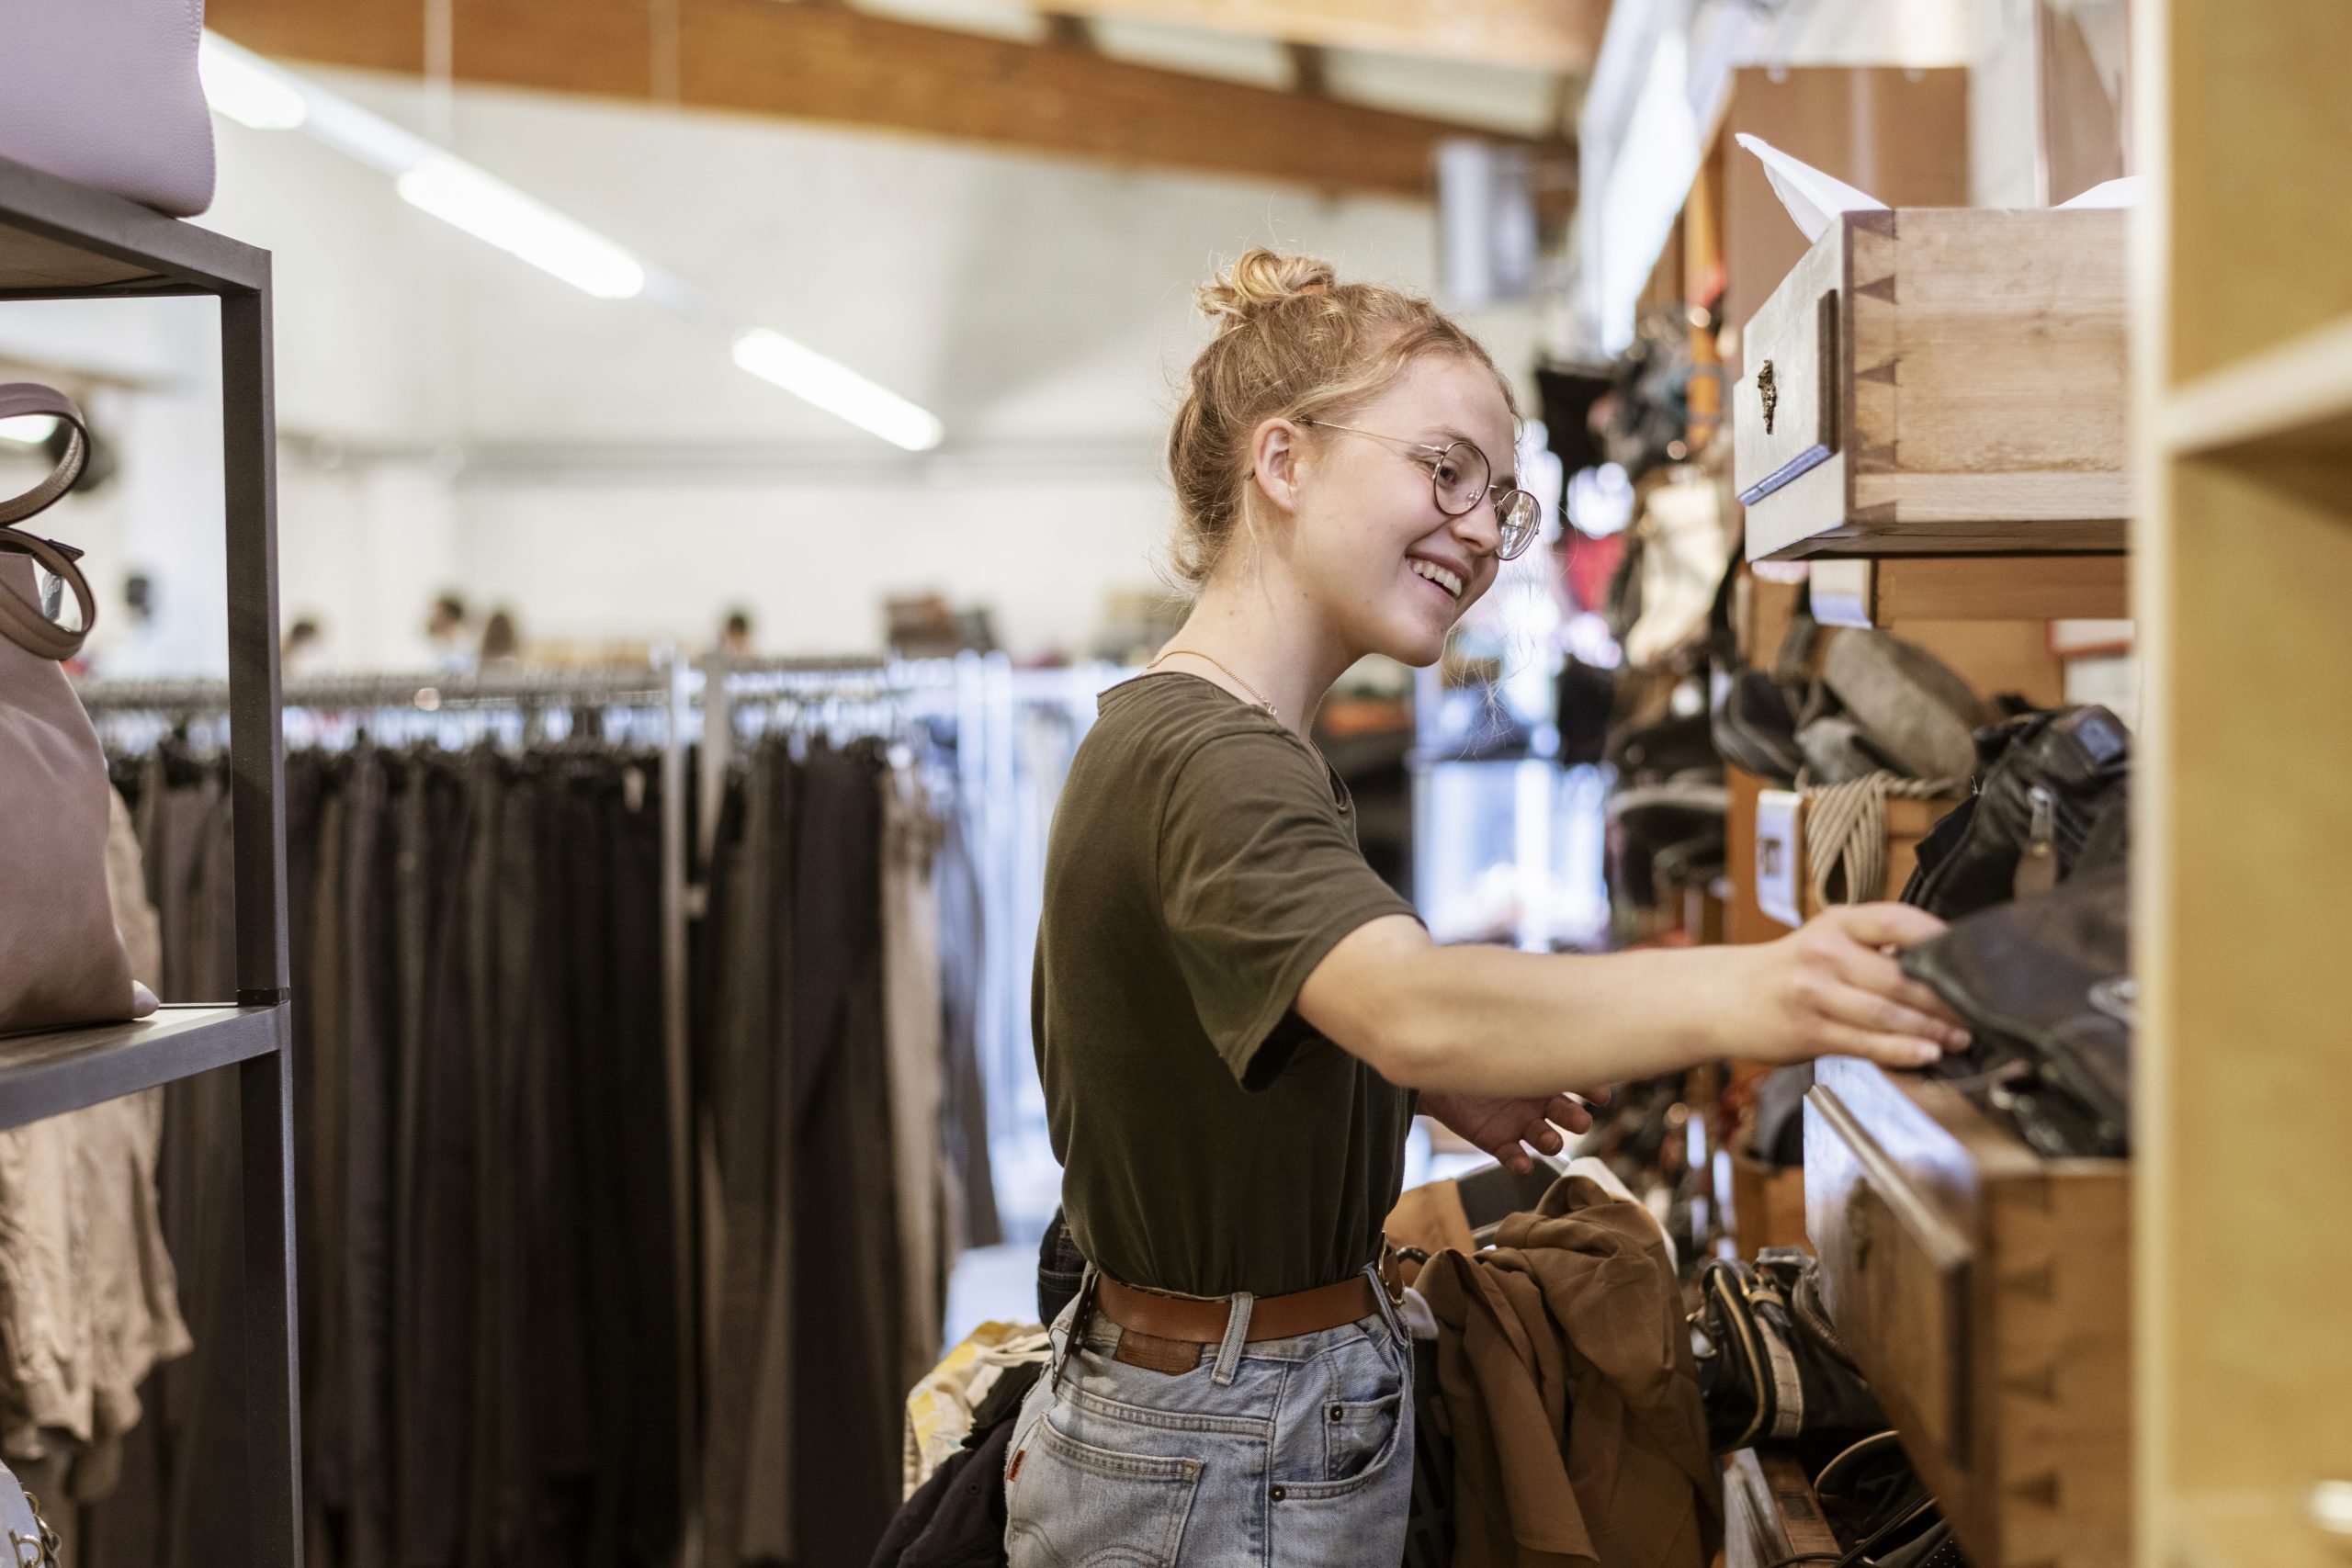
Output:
[1005, 1416, 1204, 1567]
[1314, 1391, 1403, 1486]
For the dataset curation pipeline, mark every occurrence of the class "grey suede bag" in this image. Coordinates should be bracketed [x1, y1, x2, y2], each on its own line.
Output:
[0, 383, 144, 1037]
[0, 0, 215, 216]
[0, 1457, 61, 1565]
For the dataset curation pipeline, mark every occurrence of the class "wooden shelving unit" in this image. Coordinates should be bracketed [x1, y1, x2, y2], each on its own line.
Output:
[2133, 1, 2352, 1565]
[0, 152, 301, 1565]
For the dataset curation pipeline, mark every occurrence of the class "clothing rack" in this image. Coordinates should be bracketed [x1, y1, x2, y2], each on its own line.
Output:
[75, 657, 703, 1561]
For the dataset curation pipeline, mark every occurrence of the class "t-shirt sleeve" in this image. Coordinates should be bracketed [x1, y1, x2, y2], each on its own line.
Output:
[1158, 728, 1421, 1089]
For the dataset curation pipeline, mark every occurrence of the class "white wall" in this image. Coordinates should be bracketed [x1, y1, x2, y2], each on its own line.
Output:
[23, 70, 1539, 671]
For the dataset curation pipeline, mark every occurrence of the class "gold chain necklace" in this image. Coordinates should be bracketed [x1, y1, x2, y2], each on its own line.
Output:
[1144, 647, 1277, 714]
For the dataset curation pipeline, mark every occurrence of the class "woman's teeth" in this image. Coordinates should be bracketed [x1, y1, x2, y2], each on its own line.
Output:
[1409, 559, 1464, 599]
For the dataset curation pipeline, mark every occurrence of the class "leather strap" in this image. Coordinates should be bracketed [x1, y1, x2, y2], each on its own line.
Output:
[0, 384, 88, 527]
[0, 383, 96, 662]
[1096, 1273, 1380, 1345]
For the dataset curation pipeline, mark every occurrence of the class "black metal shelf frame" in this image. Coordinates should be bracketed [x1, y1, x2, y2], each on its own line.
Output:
[0, 152, 302, 1565]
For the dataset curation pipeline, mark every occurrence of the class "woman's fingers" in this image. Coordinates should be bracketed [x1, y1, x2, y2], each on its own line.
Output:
[1814, 964, 1969, 1049]
[1544, 1093, 1593, 1135]
[1815, 1021, 1947, 1070]
[1828, 939, 1962, 1029]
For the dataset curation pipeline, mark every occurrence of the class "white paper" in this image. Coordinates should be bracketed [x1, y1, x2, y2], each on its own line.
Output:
[2057, 175, 2141, 209]
[1734, 132, 1888, 242]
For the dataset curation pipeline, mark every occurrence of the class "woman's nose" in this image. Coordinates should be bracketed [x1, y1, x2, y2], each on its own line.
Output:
[1449, 496, 1503, 557]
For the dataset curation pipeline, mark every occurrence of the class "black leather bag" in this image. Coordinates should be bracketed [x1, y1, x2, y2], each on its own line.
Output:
[1902, 863, 2132, 1158]
[1692, 1249, 1885, 1452]
[1903, 705, 2131, 920]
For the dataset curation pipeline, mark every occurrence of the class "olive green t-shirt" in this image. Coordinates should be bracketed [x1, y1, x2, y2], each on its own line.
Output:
[1031, 671, 1424, 1299]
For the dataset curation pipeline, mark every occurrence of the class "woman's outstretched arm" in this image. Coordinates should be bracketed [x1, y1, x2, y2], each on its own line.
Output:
[1299, 903, 1966, 1099]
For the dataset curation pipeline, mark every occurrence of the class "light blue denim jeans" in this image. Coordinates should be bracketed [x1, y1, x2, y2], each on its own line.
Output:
[1002, 1265, 1414, 1568]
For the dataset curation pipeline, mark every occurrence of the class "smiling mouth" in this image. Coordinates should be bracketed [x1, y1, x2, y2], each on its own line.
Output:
[1409, 558, 1464, 600]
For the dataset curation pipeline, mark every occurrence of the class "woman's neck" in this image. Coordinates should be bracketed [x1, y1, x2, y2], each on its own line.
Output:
[1158, 575, 1355, 739]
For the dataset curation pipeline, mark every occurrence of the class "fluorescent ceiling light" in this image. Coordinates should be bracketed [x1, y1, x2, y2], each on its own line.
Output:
[198, 35, 309, 130]
[732, 330, 944, 452]
[194, 33, 941, 444]
[397, 155, 647, 299]
[0, 416, 59, 447]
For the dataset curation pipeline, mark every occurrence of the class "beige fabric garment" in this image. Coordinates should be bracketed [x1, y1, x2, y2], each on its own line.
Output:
[1418, 1173, 1721, 1568]
[882, 763, 947, 1389]
[0, 789, 192, 1467]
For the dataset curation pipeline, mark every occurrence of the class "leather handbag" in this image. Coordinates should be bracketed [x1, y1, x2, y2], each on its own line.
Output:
[1692, 1247, 1886, 1452]
[0, 0, 215, 216]
[0, 1458, 61, 1567]
[1902, 863, 2132, 1158]
[1, 383, 148, 1036]
[1901, 705, 2132, 920]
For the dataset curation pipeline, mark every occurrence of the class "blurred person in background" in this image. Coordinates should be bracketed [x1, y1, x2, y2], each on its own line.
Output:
[480, 607, 522, 668]
[282, 616, 326, 678]
[426, 592, 473, 672]
[716, 606, 755, 660]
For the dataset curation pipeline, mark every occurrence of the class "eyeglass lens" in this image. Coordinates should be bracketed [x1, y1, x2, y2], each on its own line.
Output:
[1432, 441, 1538, 560]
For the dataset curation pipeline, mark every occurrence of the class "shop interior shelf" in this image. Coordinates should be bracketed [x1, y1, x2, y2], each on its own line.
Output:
[0, 153, 266, 299]
[1808, 554, 2131, 627]
[0, 1004, 284, 1133]
[2162, 310, 2352, 461]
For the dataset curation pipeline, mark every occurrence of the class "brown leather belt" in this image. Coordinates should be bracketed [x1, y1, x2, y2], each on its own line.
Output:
[1096, 1273, 1382, 1345]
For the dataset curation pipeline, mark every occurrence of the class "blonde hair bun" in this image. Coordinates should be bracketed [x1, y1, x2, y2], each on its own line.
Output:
[1196, 248, 1338, 334]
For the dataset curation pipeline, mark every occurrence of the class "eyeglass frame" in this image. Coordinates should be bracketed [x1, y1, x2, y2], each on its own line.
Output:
[1295, 416, 1541, 560]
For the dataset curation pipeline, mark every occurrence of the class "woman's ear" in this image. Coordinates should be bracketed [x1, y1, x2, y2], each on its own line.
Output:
[1248, 417, 1308, 518]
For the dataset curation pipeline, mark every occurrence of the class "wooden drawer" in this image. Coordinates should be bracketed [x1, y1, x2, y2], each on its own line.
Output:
[1804, 1055, 2130, 1568]
[1734, 208, 2130, 561]
[1724, 1447, 1841, 1568]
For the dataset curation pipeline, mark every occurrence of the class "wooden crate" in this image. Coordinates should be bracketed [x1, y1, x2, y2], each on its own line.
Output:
[1734, 208, 2130, 561]
[1804, 1056, 2130, 1568]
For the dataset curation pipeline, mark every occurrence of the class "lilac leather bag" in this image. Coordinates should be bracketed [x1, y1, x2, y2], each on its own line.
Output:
[0, 0, 215, 216]
[0, 384, 146, 1037]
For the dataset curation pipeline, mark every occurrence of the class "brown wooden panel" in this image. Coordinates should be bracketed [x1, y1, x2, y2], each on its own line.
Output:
[1038, 0, 1609, 72]
[1720, 66, 1969, 336]
[1843, 556, 2130, 624]
[209, 0, 1518, 197]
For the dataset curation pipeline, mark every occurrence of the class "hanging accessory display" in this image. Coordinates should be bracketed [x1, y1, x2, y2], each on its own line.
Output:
[0, 381, 151, 1036]
[1690, 1247, 1887, 1453]
[0, 1459, 62, 1568]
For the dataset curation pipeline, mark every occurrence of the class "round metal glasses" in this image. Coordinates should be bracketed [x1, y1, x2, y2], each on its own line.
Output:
[1299, 417, 1542, 561]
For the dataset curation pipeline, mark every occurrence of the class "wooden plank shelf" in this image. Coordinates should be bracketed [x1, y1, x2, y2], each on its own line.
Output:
[1809, 555, 2131, 628]
[0, 1005, 286, 1133]
[2160, 310, 2352, 462]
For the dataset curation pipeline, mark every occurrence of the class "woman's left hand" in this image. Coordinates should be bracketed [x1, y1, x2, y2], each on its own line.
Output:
[1419, 1088, 1607, 1175]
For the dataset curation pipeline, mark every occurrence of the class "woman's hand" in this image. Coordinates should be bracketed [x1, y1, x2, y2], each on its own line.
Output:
[1420, 1087, 1609, 1175]
[1736, 902, 1970, 1068]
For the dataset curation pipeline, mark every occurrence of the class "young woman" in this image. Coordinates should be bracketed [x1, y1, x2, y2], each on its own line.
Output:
[1004, 250, 1962, 1567]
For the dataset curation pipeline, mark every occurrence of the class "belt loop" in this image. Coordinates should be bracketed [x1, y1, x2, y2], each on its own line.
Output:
[1051, 1263, 1100, 1392]
[1365, 1264, 1408, 1345]
[1208, 1290, 1254, 1387]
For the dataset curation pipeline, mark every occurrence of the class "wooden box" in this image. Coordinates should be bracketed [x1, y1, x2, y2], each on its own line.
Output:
[1734, 208, 2131, 561]
[1724, 1448, 1842, 1568]
[1804, 1056, 2130, 1568]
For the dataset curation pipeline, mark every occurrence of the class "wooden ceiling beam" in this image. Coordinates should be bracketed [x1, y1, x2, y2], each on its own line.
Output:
[1034, 0, 1611, 73]
[207, 0, 1528, 198]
